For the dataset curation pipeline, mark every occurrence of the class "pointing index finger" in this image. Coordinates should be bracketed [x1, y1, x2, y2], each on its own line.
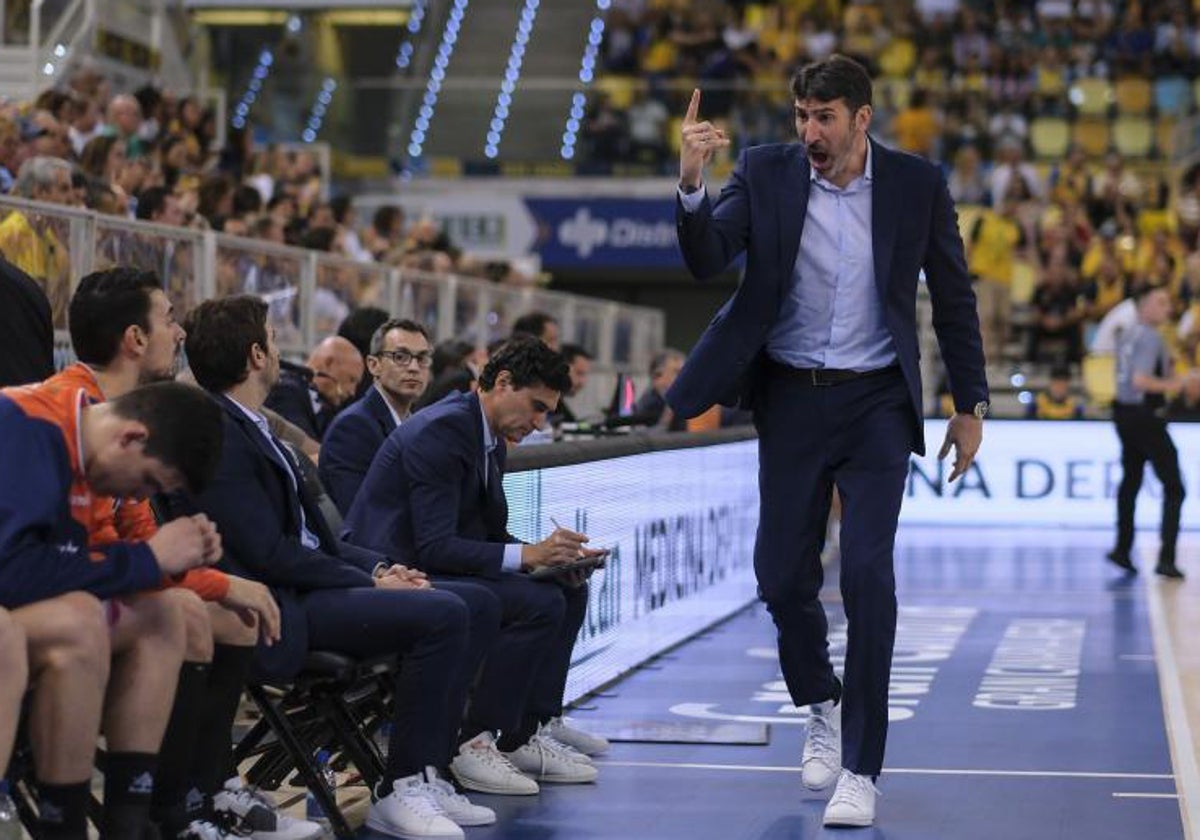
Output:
[684, 88, 701, 124]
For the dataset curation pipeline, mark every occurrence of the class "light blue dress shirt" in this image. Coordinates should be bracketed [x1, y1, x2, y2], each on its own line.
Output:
[680, 142, 897, 371]
[232, 397, 321, 550]
[479, 400, 523, 572]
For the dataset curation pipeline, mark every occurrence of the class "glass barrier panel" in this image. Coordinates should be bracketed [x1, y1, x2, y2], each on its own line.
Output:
[453, 279, 484, 345]
[92, 219, 204, 322]
[612, 311, 635, 368]
[570, 300, 605, 359]
[397, 271, 442, 337]
[0, 202, 74, 328]
[484, 285, 529, 346]
[215, 238, 306, 351]
[314, 255, 390, 340]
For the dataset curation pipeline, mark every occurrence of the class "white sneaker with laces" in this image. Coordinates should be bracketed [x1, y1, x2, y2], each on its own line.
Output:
[177, 820, 236, 840]
[365, 775, 463, 839]
[449, 732, 539, 795]
[801, 700, 841, 790]
[419, 767, 496, 826]
[542, 716, 609, 756]
[822, 770, 879, 827]
[212, 777, 325, 840]
[504, 728, 599, 784]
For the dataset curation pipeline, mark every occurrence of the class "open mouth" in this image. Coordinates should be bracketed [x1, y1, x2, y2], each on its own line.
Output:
[808, 148, 830, 168]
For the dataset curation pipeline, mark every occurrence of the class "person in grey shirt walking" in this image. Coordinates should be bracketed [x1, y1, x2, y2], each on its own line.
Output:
[1109, 284, 1189, 578]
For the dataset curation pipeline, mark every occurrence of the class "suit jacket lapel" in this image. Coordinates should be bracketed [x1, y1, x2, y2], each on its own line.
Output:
[365, 387, 398, 437]
[869, 137, 898, 302]
[778, 146, 810, 299]
[218, 394, 308, 538]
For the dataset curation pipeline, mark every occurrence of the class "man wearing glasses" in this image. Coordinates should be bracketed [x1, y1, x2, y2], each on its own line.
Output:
[320, 318, 434, 516]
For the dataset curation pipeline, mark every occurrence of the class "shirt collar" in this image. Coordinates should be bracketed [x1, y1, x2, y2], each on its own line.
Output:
[478, 396, 496, 454]
[375, 383, 408, 428]
[229, 395, 272, 437]
[809, 136, 873, 188]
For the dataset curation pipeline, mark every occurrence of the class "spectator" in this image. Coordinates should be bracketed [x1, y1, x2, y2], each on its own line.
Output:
[0, 156, 73, 325]
[630, 348, 686, 430]
[511, 311, 560, 351]
[555, 343, 593, 424]
[1028, 365, 1085, 419]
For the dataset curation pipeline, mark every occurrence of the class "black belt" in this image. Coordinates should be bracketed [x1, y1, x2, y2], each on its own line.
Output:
[765, 359, 900, 386]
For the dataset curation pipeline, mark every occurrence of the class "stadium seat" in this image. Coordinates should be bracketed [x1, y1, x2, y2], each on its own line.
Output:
[1113, 77, 1152, 115]
[1157, 117, 1178, 158]
[1010, 259, 1037, 306]
[1082, 353, 1116, 406]
[1112, 116, 1153, 158]
[1154, 76, 1191, 117]
[1071, 118, 1111, 157]
[1070, 77, 1113, 117]
[1030, 117, 1070, 160]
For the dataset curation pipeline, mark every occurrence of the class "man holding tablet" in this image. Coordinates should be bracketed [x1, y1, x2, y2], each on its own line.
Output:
[344, 336, 610, 791]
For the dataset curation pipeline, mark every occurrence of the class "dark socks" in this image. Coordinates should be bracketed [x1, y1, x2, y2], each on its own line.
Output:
[192, 644, 255, 795]
[151, 661, 211, 834]
[36, 780, 90, 840]
[102, 752, 158, 840]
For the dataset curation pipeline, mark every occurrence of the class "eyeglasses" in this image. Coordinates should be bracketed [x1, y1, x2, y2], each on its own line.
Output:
[376, 349, 433, 368]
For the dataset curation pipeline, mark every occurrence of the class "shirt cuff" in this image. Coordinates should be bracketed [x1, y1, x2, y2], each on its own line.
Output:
[677, 184, 705, 213]
[502, 543, 523, 572]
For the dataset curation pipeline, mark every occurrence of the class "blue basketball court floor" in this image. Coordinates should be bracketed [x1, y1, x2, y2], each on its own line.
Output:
[444, 525, 1191, 840]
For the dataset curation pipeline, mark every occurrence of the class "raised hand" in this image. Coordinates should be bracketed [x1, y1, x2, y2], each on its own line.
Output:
[680, 89, 730, 189]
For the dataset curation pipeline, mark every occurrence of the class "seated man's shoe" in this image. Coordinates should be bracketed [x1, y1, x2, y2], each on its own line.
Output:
[543, 716, 609, 756]
[174, 820, 238, 840]
[212, 778, 324, 840]
[823, 770, 879, 828]
[417, 768, 496, 827]
[449, 732, 539, 795]
[366, 775, 463, 840]
[504, 727, 599, 784]
[1106, 551, 1137, 573]
[801, 700, 841, 790]
[1156, 563, 1186, 579]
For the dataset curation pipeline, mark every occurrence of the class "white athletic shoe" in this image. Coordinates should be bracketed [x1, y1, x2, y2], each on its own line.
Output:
[449, 732, 539, 795]
[418, 768, 496, 826]
[801, 700, 841, 790]
[365, 775, 463, 839]
[823, 770, 879, 827]
[504, 728, 599, 784]
[542, 716, 609, 756]
[212, 777, 325, 840]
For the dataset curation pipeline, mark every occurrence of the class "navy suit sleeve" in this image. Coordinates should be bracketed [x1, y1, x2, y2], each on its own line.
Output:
[198, 420, 373, 591]
[265, 381, 319, 440]
[319, 410, 375, 516]
[406, 427, 505, 578]
[922, 169, 989, 411]
[676, 150, 752, 280]
[0, 416, 160, 607]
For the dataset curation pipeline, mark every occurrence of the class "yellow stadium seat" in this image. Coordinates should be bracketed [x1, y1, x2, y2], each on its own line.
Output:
[1113, 77, 1152, 115]
[1071, 118, 1111, 157]
[1010, 259, 1037, 306]
[1030, 117, 1070, 160]
[1157, 117, 1178, 158]
[596, 76, 637, 110]
[1070, 77, 1113, 117]
[1082, 353, 1116, 406]
[1112, 116, 1153, 158]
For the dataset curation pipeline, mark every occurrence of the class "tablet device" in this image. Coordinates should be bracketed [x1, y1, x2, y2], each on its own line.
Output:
[528, 551, 609, 580]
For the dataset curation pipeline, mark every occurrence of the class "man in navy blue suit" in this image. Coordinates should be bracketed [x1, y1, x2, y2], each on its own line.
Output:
[184, 296, 499, 839]
[671, 55, 988, 827]
[344, 337, 609, 794]
[320, 318, 433, 517]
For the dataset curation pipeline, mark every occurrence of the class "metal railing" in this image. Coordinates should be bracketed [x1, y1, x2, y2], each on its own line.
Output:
[0, 194, 665, 373]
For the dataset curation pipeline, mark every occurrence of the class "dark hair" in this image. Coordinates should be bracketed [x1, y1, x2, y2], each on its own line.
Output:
[478, 335, 571, 394]
[1049, 365, 1072, 380]
[431, 339, 475, 378]
[184, 296, 268, 393]
[135, 185, 171, 221]
[300, 226, 336, 252]
[232, 184, 263, 216]
[329, 195, 352, 224]
[79, 135, 119, 178]
[369, 318, 430, 356]
[69, 268, 162, 365]
[373, 205, 403, 237]
[109, 382, 223, 494]
[511, 311, 557, 341]
[337, 306, 391, 358]
[560, 343, 592, 365]
[790, 54, 873, 114]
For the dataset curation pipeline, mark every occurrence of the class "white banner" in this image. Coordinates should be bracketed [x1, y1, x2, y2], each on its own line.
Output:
[906, 419, 1200, 527]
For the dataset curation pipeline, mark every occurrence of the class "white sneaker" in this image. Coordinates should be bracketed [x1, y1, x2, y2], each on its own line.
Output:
[365, 775, 463, 839]
[823, 770, 879, 827]
[449, 732, 539, 795]
[801, 700, 841, 790]
[417, 768, 496, 826]
[504, 729, 599, 784]
[177, 820, 237, 840]
[543, 716, 609, 756]
[213, 777, 325, 840]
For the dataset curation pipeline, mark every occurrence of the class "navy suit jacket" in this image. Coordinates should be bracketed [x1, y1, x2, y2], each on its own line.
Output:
[319, 386, 397, 516]
[668, 138, 988, 455]
[194, 392, 386, 681]
[342, 391, 515, 579]
[265, 362, 334, 441]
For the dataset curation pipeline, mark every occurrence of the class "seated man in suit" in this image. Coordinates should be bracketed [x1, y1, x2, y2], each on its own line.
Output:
[184, 295, 497, 839]
[344, 337, 609, 793]
[320, 318, 433, 516]
[265, 336, 363, 441]
[629, 348, 687, 431]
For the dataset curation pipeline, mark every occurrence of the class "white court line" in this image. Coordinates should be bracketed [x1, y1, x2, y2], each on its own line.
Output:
[1114, 792, 1180, 800]
[601, 761, 1172, 781]
[1120, 654, 1157, 661]
[1146, 576, 1200, 839]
